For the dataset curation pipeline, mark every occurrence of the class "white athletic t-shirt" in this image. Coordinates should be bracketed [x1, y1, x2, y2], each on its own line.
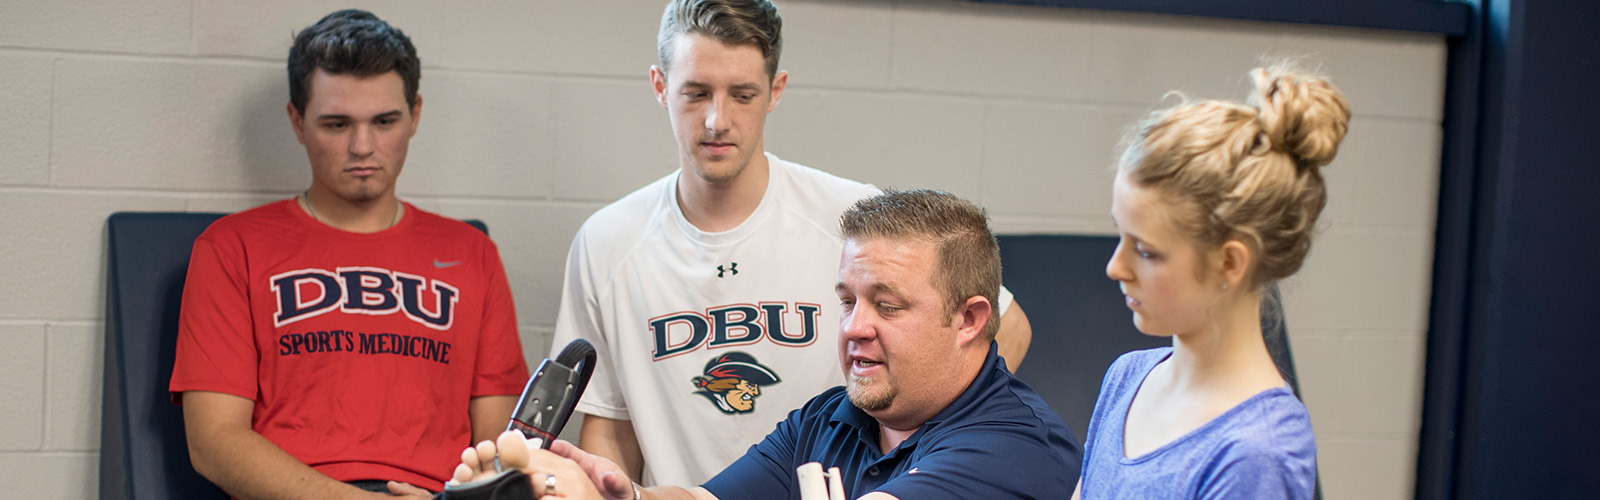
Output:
[550, 153, 1012, 486]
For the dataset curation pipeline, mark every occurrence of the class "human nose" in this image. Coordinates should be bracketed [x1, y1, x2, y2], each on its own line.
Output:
[839, 306, 876, 343]
[1106, 241, 1132, 282]
[704, 96, 731, 133]
[348, 124, 376, 158]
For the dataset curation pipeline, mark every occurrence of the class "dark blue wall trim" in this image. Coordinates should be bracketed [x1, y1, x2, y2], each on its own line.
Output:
[1415, 1, 1485, 497]
[972, 0, 1471, 36]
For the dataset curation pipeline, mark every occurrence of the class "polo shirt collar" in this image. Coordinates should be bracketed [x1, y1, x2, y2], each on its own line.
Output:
[828, 343, 1004, 452]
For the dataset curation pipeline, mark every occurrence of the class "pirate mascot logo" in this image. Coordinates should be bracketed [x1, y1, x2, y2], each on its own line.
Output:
[691, 352, 780, 414]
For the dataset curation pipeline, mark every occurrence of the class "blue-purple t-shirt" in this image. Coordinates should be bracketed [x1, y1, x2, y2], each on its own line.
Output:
[1079, 348, 1316, 499]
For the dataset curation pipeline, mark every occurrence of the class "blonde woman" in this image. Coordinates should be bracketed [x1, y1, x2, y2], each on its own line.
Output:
[1075, 66, 1350, 499]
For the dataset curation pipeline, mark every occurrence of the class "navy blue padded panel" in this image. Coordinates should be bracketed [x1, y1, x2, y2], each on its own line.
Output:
[102, 212, 228, 500]
[998, 235, 1299, 443]
[1000, 235, 1165, 442]
[101, 212, 488, 500]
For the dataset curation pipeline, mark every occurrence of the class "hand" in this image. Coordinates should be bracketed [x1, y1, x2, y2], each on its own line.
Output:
[550, 439, 636, 500]
[385, 481, 434, 498]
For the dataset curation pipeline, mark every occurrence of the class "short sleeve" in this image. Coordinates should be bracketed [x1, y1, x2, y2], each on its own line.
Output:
[169, 232, 259, 403]
[701, 399, 806, 499]
[470, 238, 530, 396]
[874, 425, 1078, 500]
[549, 225, 628, 419]
[1198, 448, 1312, 500]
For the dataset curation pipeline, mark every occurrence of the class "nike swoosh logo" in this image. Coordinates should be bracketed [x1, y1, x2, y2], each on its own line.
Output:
[433, 260, 462, 268]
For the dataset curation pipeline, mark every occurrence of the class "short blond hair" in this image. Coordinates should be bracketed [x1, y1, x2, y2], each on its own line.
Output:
[1118, 65, 1351, 287]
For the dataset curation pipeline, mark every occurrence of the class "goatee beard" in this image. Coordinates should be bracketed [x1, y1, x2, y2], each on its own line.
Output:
[846, 376, 895, 411]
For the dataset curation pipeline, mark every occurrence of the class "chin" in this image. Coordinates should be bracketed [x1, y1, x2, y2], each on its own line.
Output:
[846, 378, 895, 412]
[1130, 315, 1173, 338]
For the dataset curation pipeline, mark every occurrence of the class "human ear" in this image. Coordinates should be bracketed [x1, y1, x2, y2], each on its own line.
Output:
[1218, 239, 1253, 289]
[649, 65, 669, 109]
[767, 70, 788, 112]
[286, 102, 307, 145]
[955, 296, 993, 346]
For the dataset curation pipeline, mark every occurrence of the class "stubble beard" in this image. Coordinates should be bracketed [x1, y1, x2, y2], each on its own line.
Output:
[846, 375, 896, 412]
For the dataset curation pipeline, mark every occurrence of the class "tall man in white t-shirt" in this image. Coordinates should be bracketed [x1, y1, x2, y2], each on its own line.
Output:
[548, 0, 1035, 487]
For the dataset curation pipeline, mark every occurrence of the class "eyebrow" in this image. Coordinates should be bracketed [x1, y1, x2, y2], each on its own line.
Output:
[836, 282, 900, 294]
[681, 80, 764, 93]
[316, 109, 405, 121]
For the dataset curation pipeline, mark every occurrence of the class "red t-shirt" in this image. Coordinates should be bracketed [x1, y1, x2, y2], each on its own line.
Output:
[170, 200, 529, 491]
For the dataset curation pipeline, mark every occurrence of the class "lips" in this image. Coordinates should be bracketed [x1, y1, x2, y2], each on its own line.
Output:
[346, 166, 381, 176]
[848, 349, 884, 377]
[1124, 295, 1141, 308]
[701, 141, 735, 156]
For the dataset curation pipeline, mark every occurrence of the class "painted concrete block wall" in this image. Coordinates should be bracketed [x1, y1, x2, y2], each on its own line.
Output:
[0, 0, 1443, 498]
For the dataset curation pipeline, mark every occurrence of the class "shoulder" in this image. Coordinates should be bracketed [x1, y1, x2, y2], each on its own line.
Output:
[406, 205, 497, 243]
[571, 172, 676, 254]
[768, 154, 880, 216]
[1104, 347, 1170, 386]
[924, 369, 1082, 465]
[1196, 390, 1317, 494]
[195, 199, 297, 246]
[1216, 389, 1315, 453]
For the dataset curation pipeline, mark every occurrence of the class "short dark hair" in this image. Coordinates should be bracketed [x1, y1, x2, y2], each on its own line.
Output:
[840, 189, 1004, 342]
[288, 9, 420, 114]
[657, 0, 783, 79]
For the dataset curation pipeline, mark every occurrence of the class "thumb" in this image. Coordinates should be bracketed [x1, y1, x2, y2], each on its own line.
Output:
[598, 471, 635, 500]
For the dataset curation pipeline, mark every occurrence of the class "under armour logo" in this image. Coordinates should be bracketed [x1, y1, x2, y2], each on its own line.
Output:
[717, 262, 738, 278]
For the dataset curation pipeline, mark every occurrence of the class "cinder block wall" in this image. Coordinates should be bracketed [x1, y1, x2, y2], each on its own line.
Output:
[0, 0, 1442, 497]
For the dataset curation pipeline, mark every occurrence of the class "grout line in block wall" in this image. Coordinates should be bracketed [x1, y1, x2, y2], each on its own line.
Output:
[0, 46, 281, 67]
[38, 323, 52, 452]
[47, 57, 56, 187]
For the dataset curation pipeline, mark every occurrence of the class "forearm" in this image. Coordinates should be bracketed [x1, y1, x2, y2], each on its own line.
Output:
[469, 395, 518, 444]
[188, 419, 368, 499]
[184, 391, 374, 500]
[579, 413, 645, 480]
[994, 302, 1033, 371]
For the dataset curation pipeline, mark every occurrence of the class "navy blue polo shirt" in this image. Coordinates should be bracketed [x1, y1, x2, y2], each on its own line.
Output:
[704, 343, 1082, 500]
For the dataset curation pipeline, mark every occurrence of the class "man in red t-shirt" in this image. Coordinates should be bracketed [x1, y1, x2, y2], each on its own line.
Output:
[169, 9, 529, 498]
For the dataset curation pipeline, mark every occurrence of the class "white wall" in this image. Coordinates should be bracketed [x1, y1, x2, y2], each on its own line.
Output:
[0, 0, 1443, 497]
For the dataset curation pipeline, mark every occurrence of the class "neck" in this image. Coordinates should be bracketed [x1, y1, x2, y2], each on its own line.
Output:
[874, 342, 989, 453]
[301, 187, 403, 234]
[1164, 289, 1281, 392]
[676, 153, 770, 233]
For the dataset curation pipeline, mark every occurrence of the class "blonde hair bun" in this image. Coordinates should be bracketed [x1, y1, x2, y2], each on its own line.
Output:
[1249, 67, 1351, 170]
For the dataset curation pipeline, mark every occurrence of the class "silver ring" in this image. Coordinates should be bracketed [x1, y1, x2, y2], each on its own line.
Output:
[544, 473, 558, 497]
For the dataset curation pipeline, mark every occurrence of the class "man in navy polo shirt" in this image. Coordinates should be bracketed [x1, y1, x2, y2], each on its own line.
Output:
[448, 189, 1082, 500]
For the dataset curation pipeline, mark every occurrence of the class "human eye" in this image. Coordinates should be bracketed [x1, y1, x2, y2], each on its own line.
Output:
[876, 302, 902, 315]
[321, 120, 348, 131]
[1134, 242, 1159, 260]
[376, 116, 399, 126]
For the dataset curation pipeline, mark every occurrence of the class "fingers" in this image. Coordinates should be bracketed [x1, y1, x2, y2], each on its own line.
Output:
[385, 481, 433, 498]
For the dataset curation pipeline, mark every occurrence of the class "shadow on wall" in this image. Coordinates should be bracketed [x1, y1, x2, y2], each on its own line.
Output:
[237, 76, 308, 195]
